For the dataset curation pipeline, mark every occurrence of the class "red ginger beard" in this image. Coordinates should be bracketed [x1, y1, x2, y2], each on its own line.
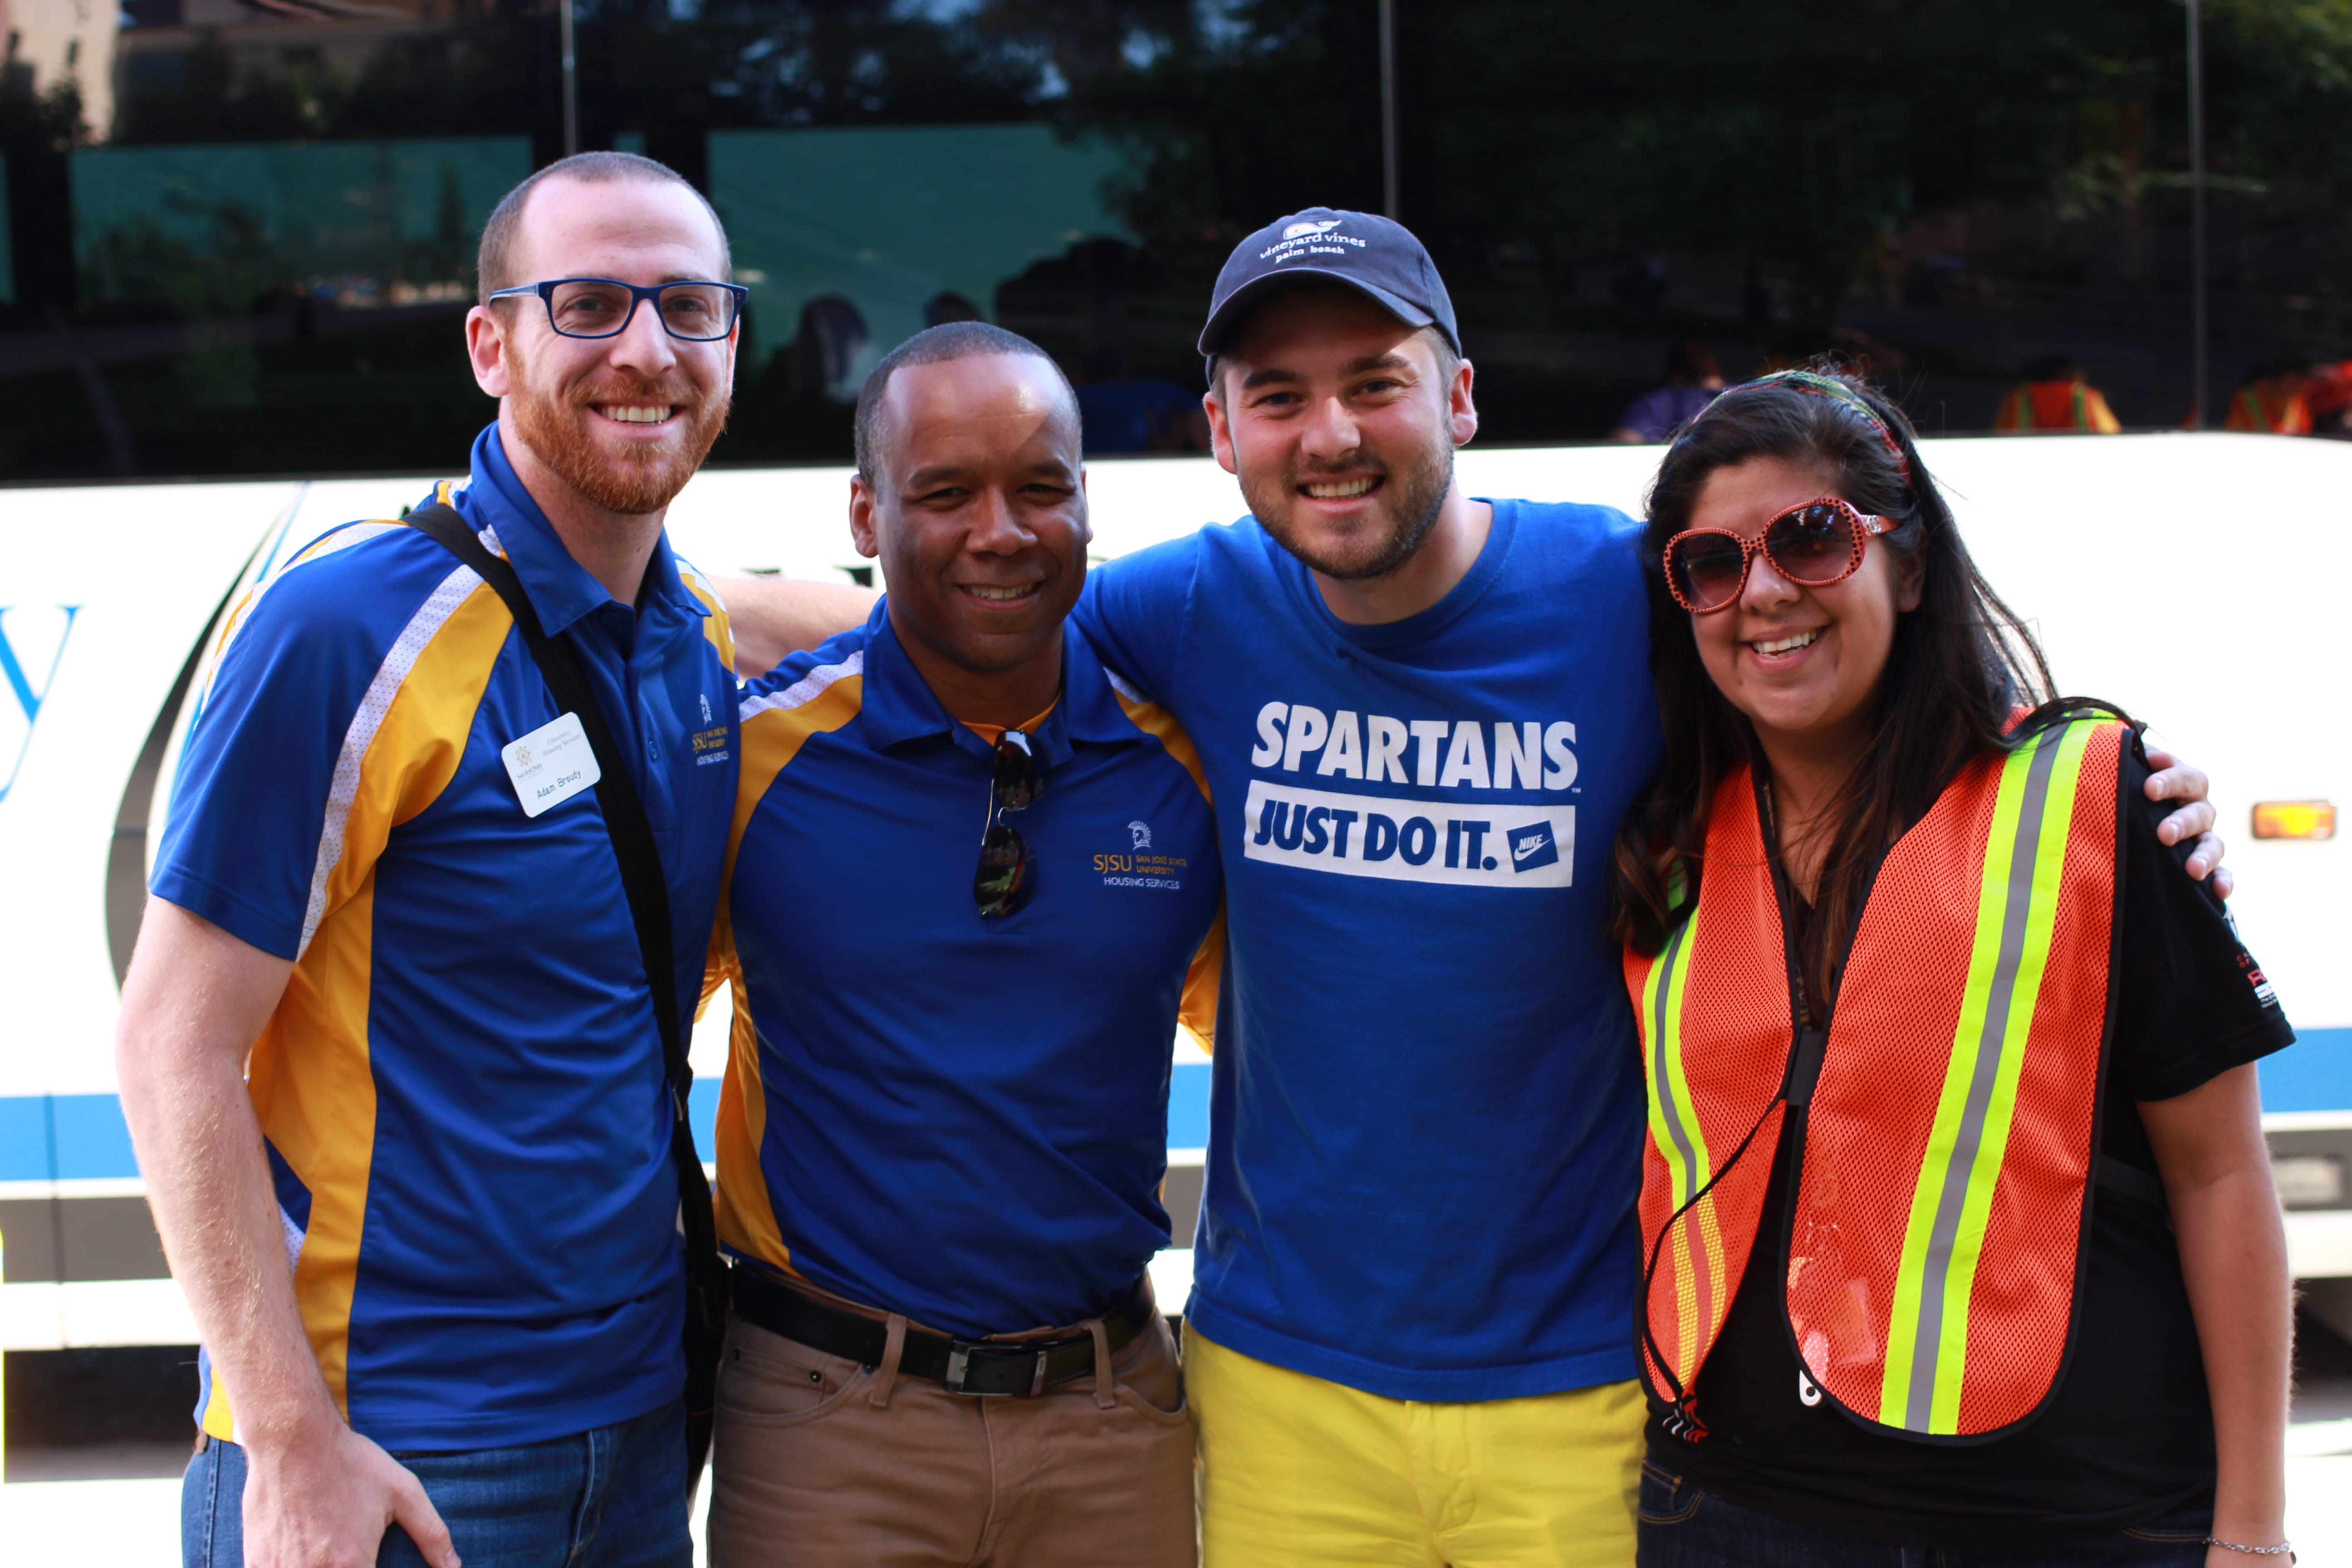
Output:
[507, 338, 732, 517]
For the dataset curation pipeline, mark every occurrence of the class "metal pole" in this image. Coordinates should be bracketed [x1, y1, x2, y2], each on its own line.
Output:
[2187, 0, 2208, 427]
[1379, 0, 1399, 220]
[559, 0, 579, 160]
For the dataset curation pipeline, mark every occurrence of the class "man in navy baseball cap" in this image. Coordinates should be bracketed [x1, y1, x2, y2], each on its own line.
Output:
[1197, 206, 1460, 369]
[1078, 206, 1670, 1565]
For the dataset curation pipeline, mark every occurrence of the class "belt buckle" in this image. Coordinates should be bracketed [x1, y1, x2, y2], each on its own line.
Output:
[943, 1341, 1052, 1397]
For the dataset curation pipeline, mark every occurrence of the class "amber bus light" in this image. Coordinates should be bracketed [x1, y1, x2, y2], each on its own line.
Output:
[2251, 800, 2336, 840]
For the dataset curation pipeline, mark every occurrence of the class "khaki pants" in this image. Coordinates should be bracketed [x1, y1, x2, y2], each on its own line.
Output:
[708, 1291, 1196, 1568]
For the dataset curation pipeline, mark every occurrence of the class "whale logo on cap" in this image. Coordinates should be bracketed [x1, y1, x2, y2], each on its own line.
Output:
[1281, 219, 1343, 240]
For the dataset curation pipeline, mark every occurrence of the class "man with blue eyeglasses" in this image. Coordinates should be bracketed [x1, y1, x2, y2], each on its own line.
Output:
[116, 152, 789, 1568]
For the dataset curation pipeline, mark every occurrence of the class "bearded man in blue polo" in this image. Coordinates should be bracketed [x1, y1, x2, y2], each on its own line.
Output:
[118, 152, 742, 1568]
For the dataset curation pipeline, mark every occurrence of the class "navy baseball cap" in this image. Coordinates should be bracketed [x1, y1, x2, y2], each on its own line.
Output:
[1197, 206, 1460, 377]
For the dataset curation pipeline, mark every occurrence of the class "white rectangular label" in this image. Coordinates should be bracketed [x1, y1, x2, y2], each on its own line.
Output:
[502, 711, 601, 818]
[1241, 778, 1573, 889]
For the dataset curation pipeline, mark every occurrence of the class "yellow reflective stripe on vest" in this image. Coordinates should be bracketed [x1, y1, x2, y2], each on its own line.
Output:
[1642, 902, 1725, 1377]
[1879, 720, 2098, 1432]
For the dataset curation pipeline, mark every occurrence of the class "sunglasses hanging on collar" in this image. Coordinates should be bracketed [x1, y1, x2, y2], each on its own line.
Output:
[974, 728, 1044, 918]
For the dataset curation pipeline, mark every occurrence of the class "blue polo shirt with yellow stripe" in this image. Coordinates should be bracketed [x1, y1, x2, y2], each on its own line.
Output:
[152, 425, 740, 1451]
[708, 600, 1221, 1337]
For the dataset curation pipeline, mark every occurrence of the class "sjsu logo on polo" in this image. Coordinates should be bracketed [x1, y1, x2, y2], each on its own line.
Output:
[0, 605, 80, 807]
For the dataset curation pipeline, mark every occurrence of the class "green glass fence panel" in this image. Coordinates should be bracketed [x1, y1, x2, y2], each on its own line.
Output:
[0, 153, 14, 304]
[70, 137, 533, 314]
[708, 124, 1135, 387]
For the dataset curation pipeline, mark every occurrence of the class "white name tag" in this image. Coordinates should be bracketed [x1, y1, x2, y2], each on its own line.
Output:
[502, 711, 602, 818]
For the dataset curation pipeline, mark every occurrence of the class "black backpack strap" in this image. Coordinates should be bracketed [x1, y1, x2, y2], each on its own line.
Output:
[406, 500, 725, 1489]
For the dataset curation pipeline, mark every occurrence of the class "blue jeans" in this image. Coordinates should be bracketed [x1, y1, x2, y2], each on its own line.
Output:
[182, 1399, 691, 1568]
[1637, 1459, 2213, 1567]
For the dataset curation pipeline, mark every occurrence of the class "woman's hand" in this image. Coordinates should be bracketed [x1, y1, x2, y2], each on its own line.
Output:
[2145, 742, 2234, 899]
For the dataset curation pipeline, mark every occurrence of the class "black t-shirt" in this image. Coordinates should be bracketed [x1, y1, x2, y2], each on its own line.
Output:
[1651, 751, 2295, 1547]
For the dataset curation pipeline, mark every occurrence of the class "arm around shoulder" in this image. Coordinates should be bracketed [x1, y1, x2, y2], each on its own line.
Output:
[714, 575, 877, 679]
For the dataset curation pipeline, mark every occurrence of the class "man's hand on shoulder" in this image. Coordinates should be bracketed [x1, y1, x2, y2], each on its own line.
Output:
[2144, 740, 2233, 900]
[715, 574, 876, 678]
[242, 1416, 457, 1568]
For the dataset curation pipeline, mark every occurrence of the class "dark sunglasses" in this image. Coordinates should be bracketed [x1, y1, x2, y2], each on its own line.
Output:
[1662, 497, 1900, 614]
[974, 729, 1045, 918]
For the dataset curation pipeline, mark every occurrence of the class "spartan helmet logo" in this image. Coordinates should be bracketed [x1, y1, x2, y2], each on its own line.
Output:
[1128, 820, 1153, 851]
[700, 692, 713, 725]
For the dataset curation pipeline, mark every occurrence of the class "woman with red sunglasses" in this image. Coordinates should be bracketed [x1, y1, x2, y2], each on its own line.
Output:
[1611, 369, 2295, 1566]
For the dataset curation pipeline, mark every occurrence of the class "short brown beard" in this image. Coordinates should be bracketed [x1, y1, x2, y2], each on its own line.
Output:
[1241, 435, 1454, 582]
[509, 343, 731, 516]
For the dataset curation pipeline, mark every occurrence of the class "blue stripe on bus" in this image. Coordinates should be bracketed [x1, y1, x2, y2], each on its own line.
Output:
[0, 1094, 53, 1181]
[1169, 1062, 1210, 1149]
[9, 1035, 2334, 1180]
[0, 1093, 139, 1181]
[2257, 1025, 2352, 1112]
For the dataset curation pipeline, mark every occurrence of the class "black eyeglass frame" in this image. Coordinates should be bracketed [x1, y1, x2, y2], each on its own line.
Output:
[485, 278, 750, 342]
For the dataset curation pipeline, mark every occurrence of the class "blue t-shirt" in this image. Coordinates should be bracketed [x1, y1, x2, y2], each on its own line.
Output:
[1076, 498, 1662, 1400]
[153, 426, 740, 1450]
[710, 603, 1222, 1335]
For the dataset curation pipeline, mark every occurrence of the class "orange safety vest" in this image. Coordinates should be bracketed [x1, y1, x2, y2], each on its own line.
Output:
[2224, 380, 2312, 435]
[1627, 717, 2128, 1441]
[1994, 381, 2119, 433]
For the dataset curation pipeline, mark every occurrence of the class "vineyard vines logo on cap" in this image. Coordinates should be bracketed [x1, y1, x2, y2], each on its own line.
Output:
[0, 605, 81, 807]
[1283, 219, 1343, 240]
[1129, 820, 1154, 850]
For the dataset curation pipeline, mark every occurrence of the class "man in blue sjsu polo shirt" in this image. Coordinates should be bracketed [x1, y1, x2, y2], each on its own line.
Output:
[702, 323, 1220, 1567]
[117, 153, 743, 1568]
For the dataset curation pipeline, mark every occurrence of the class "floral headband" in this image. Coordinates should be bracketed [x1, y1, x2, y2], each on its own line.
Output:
[1719, 369, 1915, 485]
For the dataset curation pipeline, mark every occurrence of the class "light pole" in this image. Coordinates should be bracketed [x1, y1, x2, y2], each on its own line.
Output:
[559, 0, 580, 160]
[2187, 0, 2209, 427]
[1379, 0, 1399, 220]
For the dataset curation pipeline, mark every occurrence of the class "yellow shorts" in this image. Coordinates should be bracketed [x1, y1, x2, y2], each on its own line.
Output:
[1187, 1326, 1642, 1567]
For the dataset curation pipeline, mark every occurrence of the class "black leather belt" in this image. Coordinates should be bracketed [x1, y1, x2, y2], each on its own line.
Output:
[729, 1263, 1156, 1397]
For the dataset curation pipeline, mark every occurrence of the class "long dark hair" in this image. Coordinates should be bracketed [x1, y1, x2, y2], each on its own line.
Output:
[1610, 366, 2081, 1011]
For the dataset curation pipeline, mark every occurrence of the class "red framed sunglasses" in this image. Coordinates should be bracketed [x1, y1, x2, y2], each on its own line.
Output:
[1662, 497, 1899, 614]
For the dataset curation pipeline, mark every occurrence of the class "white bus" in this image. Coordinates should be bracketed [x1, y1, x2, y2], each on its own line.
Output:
[3, 433, 2346, 1352]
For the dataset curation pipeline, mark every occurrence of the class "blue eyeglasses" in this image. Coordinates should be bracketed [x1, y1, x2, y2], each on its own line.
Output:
[487, 278, 747, 342]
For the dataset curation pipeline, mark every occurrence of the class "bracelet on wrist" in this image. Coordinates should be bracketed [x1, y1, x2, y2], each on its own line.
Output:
[2205, 1538, 2293, 1561]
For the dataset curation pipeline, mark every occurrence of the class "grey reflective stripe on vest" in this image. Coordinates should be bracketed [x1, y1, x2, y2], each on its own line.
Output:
[1901, 729, 2068, 1431]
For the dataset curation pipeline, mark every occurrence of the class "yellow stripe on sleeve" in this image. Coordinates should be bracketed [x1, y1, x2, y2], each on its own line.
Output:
[239, 577, 511, 1427]
[710, 662, 866, 1273]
